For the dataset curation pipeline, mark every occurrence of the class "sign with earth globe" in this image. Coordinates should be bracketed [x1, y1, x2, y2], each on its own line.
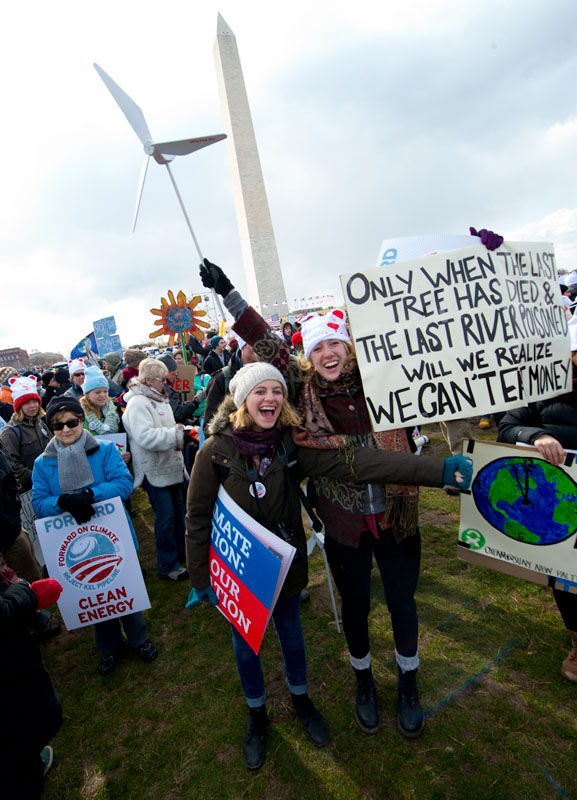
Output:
[459, 441, 577, 593]
[472, 456, 577, 545]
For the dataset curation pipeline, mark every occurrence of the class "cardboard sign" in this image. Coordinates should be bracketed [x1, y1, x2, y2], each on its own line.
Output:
[98, 433, 127, 455]
[174, 364, 198, 403]
[341, 241, 570, 431]
[209, 487, 296, 654]
[35, 497, 150, 629]
[459, 440, 577, 595]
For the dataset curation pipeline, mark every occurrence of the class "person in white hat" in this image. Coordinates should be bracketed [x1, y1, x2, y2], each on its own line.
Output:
[186, 362, 472, 766]
[63, 358, 87, 399]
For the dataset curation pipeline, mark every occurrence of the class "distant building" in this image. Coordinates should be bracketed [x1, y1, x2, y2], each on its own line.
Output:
[0, 347, 30, 369]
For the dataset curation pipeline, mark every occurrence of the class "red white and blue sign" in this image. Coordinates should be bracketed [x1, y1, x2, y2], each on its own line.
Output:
[209, 488, 296, 654]
[36, 497, 150, 630]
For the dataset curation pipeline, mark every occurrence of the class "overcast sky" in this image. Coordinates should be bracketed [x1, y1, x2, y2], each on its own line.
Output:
[2, 0, 577, 356]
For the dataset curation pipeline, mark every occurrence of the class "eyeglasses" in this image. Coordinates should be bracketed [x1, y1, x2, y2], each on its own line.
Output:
[52, 419, 81, 431]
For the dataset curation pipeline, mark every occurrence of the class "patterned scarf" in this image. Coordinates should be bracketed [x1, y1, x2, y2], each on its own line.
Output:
[294, 367, 419, 537]
[231, 425, 282, 477]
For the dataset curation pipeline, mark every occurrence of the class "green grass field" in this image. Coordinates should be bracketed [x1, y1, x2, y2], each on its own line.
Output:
[41, 423, 577, 799]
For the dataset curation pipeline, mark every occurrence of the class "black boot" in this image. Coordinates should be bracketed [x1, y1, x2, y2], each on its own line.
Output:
[397, 667, 424, 738]
[291, 693, 329, 747]
[354, 667, 380, 734]
[242, 705, 267, 769]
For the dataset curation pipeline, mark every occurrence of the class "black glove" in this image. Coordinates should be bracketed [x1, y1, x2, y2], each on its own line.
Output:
[469, 226, 504, 251]
[199, 258, 234, 297]
[81, 487, 95, 503]
[57, 493, 95, 524]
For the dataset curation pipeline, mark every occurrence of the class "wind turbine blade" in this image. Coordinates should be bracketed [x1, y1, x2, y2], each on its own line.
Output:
[94, 63, 153, 145]
[132, 155, 150, 232]
[153, 133, 226, 156]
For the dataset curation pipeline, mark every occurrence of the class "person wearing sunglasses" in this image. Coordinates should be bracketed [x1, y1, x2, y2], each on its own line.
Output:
[63, 359, 86, 399]
[31, 396, 157, 675]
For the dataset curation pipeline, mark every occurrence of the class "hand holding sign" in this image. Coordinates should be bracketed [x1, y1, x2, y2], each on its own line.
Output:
[199, 258, 234, 297]
[186, 586, 219, 609]
[31, 578, 63, 609]
[469, 226, 504, 251]
[442, 455, 474, 490]
[57, 493, 95, 524]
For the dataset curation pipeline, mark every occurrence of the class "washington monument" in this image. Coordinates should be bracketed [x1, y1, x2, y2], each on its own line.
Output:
[214, 13, 288, 315]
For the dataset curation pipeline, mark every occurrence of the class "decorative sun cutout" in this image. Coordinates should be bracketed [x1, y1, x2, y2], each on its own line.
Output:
[150, 290, 210, 345]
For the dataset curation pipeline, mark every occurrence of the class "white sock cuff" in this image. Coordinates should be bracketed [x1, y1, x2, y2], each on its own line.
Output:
[350, 652, 371, 670]
[395, 650, 419, 673]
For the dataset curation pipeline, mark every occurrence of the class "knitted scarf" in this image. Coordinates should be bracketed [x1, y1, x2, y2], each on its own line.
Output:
[294, 367, 419, 537]
[84, 399, 120, 435]
[231, 425, 282, 477]
[54, 429, 95, 491]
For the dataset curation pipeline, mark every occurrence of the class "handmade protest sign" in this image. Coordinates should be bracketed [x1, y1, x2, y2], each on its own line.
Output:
[174, 364, 198, 404]
[35, 496, 150, 630]
[209, 487, 296, 654]
[459, 440, 577, 595]
[341, 241, 570, 431]
[93, 316, 122, 356]
[98, 433, 127, 455]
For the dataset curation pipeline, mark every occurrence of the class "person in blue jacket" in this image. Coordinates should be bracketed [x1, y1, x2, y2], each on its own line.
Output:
[31, 396, 158, 676]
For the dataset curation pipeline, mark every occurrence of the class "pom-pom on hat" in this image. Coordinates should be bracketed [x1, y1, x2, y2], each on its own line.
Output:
[68, 358, 86, 377]
[229, 362, 287, 409]
[301, 309, 352, 360]
[291, 331, 303, 348]
[82, 366, 109, 395]
[9, 376, 41, 412]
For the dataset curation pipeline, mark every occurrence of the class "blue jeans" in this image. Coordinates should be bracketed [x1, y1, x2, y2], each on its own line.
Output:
[142, 478, 186, 575]
[231, 592, 307, 707]
[93, 611, 148, 655]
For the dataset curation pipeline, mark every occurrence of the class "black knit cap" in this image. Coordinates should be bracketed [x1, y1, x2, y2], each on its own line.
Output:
[45, 396, 85, 427]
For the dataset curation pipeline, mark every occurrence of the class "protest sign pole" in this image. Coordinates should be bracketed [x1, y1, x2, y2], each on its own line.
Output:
[164, 163, 226, 322]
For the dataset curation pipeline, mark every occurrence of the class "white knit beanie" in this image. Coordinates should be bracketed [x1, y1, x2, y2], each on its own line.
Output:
[68, 358, 87, 376]
[301, 309, 351, 359]
[229, 362, 287, 409]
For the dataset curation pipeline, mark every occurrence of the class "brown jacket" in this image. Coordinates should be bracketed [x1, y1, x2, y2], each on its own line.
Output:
[0, 415, 53, 493]
[185, 399, 445, 597]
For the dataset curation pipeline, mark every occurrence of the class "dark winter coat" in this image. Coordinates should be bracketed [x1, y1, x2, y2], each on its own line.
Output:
[202, 352, 242, 426]
[0, 581, 62, 754]
[186, 399, 445, 597]
[202, 349, 230, 376]
[0, 415, 53, 493]
[497, 390, 577, 450]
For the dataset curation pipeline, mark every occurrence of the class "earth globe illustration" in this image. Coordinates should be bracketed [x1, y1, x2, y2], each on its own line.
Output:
[472, 457, 577, 545]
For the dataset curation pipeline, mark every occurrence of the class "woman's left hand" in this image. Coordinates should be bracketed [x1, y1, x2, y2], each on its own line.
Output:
[121, 452, 131, 464]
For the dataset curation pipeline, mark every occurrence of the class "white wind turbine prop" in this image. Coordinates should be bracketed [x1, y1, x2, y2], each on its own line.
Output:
[94, 63, 226, 319]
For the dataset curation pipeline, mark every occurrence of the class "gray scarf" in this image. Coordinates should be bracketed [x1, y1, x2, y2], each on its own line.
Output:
[54, 429, 95, 491]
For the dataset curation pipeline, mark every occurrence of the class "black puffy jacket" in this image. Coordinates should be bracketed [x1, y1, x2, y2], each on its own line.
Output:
[497, 389, 577, 450]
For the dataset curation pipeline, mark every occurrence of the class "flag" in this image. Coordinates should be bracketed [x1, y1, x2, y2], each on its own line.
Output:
[70, 332, 99, 363]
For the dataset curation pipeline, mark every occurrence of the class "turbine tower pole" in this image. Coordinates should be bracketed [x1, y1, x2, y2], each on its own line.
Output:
[214, 14, 288, 316]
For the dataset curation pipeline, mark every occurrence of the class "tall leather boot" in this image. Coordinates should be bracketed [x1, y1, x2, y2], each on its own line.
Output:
[397, 667, 424, 738]
[353, 667, 380, 734]
[242, 705, 267, 769]
[561, 630, 577, 683]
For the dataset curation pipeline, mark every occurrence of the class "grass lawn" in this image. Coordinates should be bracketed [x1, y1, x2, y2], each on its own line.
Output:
[41, 422, 577, 799]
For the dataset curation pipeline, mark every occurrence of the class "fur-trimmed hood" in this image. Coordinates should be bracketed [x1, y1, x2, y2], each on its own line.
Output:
[205, 394, 236, 438]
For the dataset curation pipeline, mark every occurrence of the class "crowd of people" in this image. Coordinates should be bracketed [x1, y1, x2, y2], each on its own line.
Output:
[1, 235, 577, 792]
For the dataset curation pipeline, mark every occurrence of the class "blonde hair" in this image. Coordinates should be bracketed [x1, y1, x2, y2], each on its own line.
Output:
[230, 392, 301, 430]
[297, 342, 357, 385]
[138, 358, 168, 382]
[80, 394, 104, 419]
[13, 404, 45, 422]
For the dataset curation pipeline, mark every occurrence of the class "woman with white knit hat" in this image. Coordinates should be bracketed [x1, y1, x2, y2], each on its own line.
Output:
[186, 361, 471, 768]
[197, 258, 479, 741]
